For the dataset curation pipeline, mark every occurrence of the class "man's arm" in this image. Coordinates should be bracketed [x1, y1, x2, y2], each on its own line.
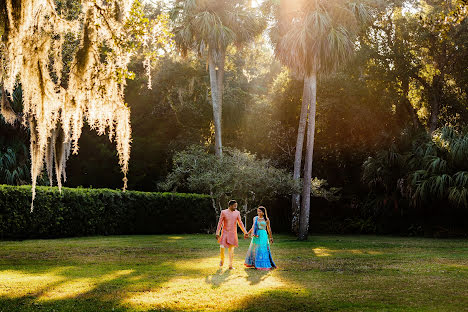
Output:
[237, 213, 248, 235]
[215, 211, 224, 240]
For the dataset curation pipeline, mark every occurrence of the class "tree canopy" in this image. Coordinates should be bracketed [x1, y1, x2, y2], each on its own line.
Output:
[0, 0, 467, 235]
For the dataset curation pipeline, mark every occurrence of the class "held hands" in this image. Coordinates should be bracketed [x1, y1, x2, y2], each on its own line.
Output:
[217, 233, 251, 240]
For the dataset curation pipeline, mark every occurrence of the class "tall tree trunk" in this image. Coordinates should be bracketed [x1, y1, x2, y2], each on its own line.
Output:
[243, 197, 248, 229]
[216, 48, 225, 106]
[429, 87, 440, 133]
[210, 189, 220, 217]
[208, 50, 224, 157]
[291, 76, 311, 233]
[401, 78, 421, 128]
[298, 71, 317, 241]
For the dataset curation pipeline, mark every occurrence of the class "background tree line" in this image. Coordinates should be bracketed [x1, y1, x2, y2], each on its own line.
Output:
[0, 0, 467, 236]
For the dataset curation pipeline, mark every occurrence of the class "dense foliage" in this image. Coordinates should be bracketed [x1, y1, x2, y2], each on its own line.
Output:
[0, 185, 214, 239]
[362, 126, 468, 235]
[0, 0, 467, 236]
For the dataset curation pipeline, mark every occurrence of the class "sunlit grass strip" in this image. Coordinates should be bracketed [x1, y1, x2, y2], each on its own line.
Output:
[0, 235, 466, 311]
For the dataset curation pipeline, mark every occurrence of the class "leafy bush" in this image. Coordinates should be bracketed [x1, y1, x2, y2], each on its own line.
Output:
[160, 145, 299, 224]
[0, 185, 214, 239]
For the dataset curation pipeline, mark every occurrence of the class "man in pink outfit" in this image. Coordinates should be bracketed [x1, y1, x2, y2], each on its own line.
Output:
[216, 200, 249, 269]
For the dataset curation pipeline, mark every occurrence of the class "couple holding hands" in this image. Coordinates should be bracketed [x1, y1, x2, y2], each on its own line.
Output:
[215, 200, 276, 271]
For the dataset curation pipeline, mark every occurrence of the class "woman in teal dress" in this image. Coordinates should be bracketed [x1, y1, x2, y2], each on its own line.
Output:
[244, 206, 276, 270]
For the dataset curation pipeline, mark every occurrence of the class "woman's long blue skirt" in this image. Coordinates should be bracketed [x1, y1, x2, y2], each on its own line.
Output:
[244, 229, 276, 270]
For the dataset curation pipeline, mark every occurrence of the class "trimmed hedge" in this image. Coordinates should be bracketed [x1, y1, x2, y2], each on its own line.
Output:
[0, 185, 215, 239]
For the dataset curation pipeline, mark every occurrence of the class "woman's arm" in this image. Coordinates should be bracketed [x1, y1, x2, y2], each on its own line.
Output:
[247, 217, 256, 235]
[267, 220, 273, 243]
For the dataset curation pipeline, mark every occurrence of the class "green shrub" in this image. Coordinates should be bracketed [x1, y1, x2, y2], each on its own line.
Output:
[0, 185, 214, 239]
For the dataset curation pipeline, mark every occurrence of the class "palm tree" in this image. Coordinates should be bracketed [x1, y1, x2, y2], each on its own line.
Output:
[270, 0, 369, 239]
[0, 86, 30, 185]
[362, 126, 468, 234]
[171, 0, 265, 157]
[409, 126, 468, 209]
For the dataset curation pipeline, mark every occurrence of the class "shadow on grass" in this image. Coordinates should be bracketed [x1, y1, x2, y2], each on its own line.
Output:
[233, 289, 320, 312]
[0, 296, 132, 312]
[0, 290, 316, 312]
[205, 268, 231, 288]
[0, 261, 206, 311]
[244, 267, 270, 285]
[0, 261, 289, 311]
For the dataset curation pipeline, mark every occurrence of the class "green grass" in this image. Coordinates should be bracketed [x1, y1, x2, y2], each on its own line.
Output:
[0, 234, 467, 312]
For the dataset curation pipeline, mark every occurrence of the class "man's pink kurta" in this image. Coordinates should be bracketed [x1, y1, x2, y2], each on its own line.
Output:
[216, 209, 246, 248]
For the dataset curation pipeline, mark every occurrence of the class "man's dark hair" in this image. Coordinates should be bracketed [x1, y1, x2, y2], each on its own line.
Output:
[228, 200, 237, 207]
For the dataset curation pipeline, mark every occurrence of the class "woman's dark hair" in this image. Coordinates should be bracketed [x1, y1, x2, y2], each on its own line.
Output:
[258, 206, 269, 221]
[228, 200, 237, 207]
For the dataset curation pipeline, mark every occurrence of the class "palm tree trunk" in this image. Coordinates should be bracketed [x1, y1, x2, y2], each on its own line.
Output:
[216, 48, 225, 105]
[298, 71, 317, 241]
[291, 76, 311, 233]
[208, 51, 223, 157]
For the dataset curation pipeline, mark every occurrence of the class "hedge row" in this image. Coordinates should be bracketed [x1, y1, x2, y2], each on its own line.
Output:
[0, 185, 215, 239]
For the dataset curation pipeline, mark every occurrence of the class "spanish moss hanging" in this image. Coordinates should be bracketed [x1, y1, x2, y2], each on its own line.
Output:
[0, 0, 170, 210]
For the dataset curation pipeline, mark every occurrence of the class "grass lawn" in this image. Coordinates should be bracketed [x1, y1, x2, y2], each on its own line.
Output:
[0, 234, 467, 312]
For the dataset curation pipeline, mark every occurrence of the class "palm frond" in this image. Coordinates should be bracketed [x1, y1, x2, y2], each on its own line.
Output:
[448, 186, 468, 208]
[171, 0, 266, 57]
[426, 156, 447, 174]
[453, 171, 468, 187]
[270, 0, 369, 76]
[348, 1, 372, 25]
